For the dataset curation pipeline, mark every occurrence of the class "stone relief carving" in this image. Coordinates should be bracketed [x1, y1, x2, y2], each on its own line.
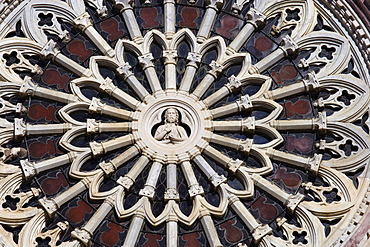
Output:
[154, 108, 188, 144]
[0, 0, 368, 246]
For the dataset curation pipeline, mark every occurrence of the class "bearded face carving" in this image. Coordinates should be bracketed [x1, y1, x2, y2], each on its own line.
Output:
[154, 108, 188, 144]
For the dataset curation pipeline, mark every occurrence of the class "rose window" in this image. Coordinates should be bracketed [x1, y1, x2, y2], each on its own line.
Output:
[0, 0, 369, 246]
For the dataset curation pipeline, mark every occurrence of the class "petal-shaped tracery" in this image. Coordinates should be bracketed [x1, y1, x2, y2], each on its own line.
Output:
[0, 0, 369, 246]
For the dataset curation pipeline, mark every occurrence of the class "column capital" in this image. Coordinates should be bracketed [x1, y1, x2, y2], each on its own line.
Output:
[89, 97, 105, 114]
[206, 0, 224, 11]
[164, 188, 180, 201]
[189, 184, 204, 197]
[39, 197, 58, 218]
[19, 77, 37, 97]
[225, 75, 242, 93]
[280, 36, 299, 57]
[138, 53, 154, 69]
[20, 159, 36, 181]
[246, 8, 266, 29]
[71, 228, 91, 246]
[252, 224, 272, 244]
[116, 62, 134, 79]
[113, 0, 134, 11]
[209, 60, 224, 76]
[236, 95, 252, 111]
[227, 159, 244, 173]
[285, 194, 305, 214]
[73, 13, 93, 31]
[117, 176, 134, 190]
[40, 40, 60, 60]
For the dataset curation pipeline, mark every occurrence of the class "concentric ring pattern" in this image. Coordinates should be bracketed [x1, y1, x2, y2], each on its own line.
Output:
[0, 0, 369, 246]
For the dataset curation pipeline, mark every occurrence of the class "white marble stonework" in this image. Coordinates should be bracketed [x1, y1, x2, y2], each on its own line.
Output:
[0, 0, 369, 246]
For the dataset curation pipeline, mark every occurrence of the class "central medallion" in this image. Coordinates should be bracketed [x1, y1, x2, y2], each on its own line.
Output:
[153, 107, 189, 144]
[132, 91, 211, 161]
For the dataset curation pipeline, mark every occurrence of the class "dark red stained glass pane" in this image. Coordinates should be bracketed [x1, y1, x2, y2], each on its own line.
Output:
[255, 36, 273, 52]
[219, 218, 243, 243]
[29, 138, 62, 159]
[179, 7, 198, 28]
[181, 232, 202, 247]
[271, 65, 298, 85]
[251, 196, 278, 221]
[284, 98, 313, 118]
[40, 172, 69, 195]
[284, 135, 314, 154]
[142, 233, 163, 247]
[66, 199, 94, 225]
[215, 14, 241, 38]
[101, 17, 125, 41]
[28, 104, 60, 121]
[273, 167, 302, 188]
[100, 222, 126, 246]
[140, 7, 160, 29]
[67, 39, 94, 62]
[42, 68, 70, 90]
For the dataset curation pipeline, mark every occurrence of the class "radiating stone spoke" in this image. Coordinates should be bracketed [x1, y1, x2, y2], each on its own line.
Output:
[20, 76, 79, 103]
[113, 0, 144, 44]
[227, 8, 266, 54]
[139, 160, 164, 199]
[203, 75, 242, 107]
[191, 60, 224, 99]
[89, 134, 134, 157]
[165, 163, 178, 247]
[138, 53, 163, 92]
[203, 145, 244, 174]
[73, 13, 115, 57]
[117, 156, 150, 191]
[88, 97, 133, 120]
[193, 155, 227, 188]
[25, 123, 73, 135]
[122, 206, 145, 247]
[179, 52, 201, 92]
[199, 206, 223, 247]
[266, 148, 323, 175]
[87, 120, 131, 134]
[180, 161, 204, 197]
[41, 40, 93, 77]
[0, 0, 368, 246]
[251, 174, 305, 214]
[164, 0, 176, 39]
[263, 73, 319, 101]
[270, 112, 327, 131]
[164, 49, 178, 90]
[39, 177, 93, 218]
[248, 36, 298, 74]
[226, 192, 272, 244]
[209, 133, 253, 155]
[20, 152, 79, 181]
[212, 117, 255, 133]
[72, 195, 116, 246]
[98, 146, 140, 176]
[97, 78, 141, 110]
[197, 0, 224, 43]
[116, 63, 150, 100]
[210, 95, 252, 119]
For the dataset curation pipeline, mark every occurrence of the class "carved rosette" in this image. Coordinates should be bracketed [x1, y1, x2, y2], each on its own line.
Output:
[0, 0, 368, 246]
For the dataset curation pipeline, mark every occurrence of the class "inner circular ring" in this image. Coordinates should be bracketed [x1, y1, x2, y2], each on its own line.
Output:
[133, 93, 207, 156]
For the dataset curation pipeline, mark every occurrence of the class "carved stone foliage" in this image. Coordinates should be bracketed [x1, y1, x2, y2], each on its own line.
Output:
[0, 0, 369, 246]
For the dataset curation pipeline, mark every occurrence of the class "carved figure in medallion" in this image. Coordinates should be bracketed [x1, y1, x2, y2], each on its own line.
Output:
[154, 108, 188, 144]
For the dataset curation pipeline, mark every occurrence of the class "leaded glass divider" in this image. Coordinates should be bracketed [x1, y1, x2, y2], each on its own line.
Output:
[0, 0, 369, 246]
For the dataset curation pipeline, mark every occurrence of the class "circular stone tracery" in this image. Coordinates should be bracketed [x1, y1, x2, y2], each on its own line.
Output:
[133, 91, 211, 160]
[0, 0, 369, 247]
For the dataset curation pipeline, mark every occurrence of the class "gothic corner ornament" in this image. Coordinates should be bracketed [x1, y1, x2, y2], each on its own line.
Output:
[0, 0, 369, 246]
